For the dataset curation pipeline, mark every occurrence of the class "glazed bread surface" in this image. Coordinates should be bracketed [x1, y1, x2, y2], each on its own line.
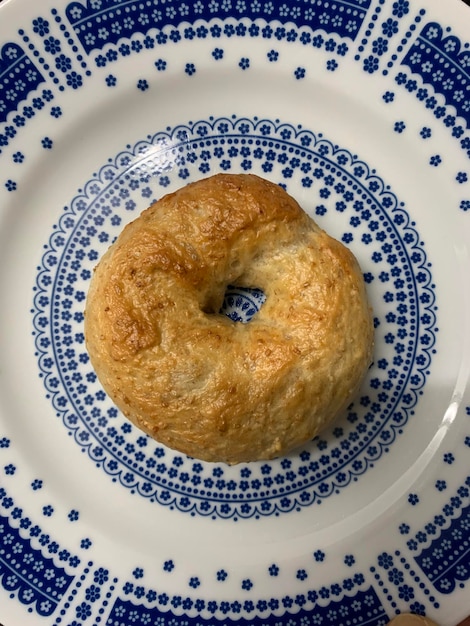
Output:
[85, 174, 374, 463]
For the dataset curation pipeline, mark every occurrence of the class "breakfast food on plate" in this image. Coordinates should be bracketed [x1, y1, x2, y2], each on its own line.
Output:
[85, 173, 374, 464]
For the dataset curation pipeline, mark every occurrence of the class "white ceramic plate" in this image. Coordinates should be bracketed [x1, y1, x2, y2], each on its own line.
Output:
[0, 0, 469, 624]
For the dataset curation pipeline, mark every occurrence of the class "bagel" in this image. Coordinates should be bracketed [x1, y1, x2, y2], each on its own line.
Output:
[85, 174, 373, 464]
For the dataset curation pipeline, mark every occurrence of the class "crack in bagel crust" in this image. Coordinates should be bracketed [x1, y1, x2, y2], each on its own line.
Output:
[85, 174, 374, 464]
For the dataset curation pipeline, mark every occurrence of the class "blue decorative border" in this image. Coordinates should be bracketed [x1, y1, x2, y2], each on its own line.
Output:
[106, 584, 388, 626]
[1, 1, 470, 169]
[401, 21, 470, 130]
[65, 0, 372, 55]
[1, 1, 469, 623]
[0, 476, 79, 617]
[31, 115, 438, 520]
[413, 478, 470, 594]
[0, 42, 44, 126]
[0, 511, 74, 616]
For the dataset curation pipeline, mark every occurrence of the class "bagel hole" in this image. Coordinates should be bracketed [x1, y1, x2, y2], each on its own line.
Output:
[219, 285, 266, 323]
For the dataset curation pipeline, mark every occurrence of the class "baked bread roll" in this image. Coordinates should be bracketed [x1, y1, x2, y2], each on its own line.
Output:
[85, 174, 373, 464]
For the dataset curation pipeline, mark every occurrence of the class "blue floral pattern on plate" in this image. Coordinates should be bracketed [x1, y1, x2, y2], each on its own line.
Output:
[31, 116, 438, 521]
[0, 0, 469, 624]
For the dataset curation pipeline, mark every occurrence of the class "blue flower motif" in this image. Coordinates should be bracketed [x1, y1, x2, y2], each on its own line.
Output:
[212, 48, 224, 60]
[5, 125, 16, 139]
[294, 67, 306, 79]
[382, 91, 396, 105]
[5, 179, 17, 192]
[326, 59, 338, 72]
[398, 583, 415, 601]
[388, 567, 404, 585]
[429, 154, 442, 167]
[50, 106, 62, 118]
[85, 584, 101, 602]
[435, 480, 447, 491]
[12, 151, 24, 163]
[319, 33, 333, 49]
[145, 590, 157, 604]
[44, 36, 61, 54]
[378, 552, 393, 569]
[408, 493, 420, 506]
[313, 550, 325, 562]
[143, 35, 154, 49]
[43, 504, 54, 516]
[216, 569, 228, 581]
[269, 564, 279, 576]
[239, 57, 250, 70]
[13, 115, 25, 128]
[123, 581, 134, 595]
[185, 63, 196, 76]
[296, 569, 308, 581]
[394, 121, 406, 133]
[392, 0, 410, 18]
[199, 17, 217, 35]
[32, 17, 50, 36]
[460, 200, 470, 212]
[223, 23, 235, 37]
[163, 559, 174, 572]
[456, 172, 468, 184]
[66, 71, 83, 89]
[131, 40, 143, 53]
[382, 18, 399, 37]
[137, 79, 149, 91]
[267, 49, 279, 62]
[68, 509, 79, 521]
[75, 601, 92, 620]
[106, 49, 118, 62]
[105, 75, 117, 87]
[443, 452, 455, 464]
[372, 37, 389, 56]
[55, 54, 72, 73]
[363, 55, 379, 74]
[93, 567, 109, 584]
[409, 602, 426, 617]
[189, 576, 200, 588]
[41, 137, 53, 149]
[420, 127, 432, 139]
[312, 34, 324, 48]
[396, 71, 408, 85]
[241, 578, 253, 591]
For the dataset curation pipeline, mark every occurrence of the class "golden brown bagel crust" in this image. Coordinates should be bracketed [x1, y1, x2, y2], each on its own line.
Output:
[85, 174, 373, 463]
